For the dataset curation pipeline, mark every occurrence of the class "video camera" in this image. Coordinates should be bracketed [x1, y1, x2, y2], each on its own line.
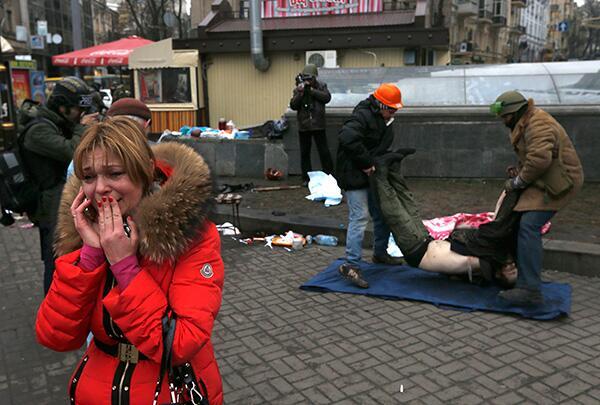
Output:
[295, 73, 313, 88]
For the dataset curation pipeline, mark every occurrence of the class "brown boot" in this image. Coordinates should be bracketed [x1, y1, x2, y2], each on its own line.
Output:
[339, 263, 369, 288]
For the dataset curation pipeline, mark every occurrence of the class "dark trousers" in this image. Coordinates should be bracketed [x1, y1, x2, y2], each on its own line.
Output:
[515, 210, 556, 291]
[299, 130, 334, 182]
[39, 222, 56, 295]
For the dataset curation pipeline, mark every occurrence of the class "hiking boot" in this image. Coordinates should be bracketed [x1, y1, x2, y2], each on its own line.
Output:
[372, 253, 405, 266]
[339, 263, 369, 288]
[498, 288, 544, 306]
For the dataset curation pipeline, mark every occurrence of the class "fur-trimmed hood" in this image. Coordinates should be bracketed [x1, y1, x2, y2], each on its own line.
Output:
[55, 142, 214, 264]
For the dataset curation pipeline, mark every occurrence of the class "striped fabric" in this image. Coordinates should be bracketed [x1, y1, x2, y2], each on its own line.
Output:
[150, 110, 199, 133]
[261, 0, 383, 18]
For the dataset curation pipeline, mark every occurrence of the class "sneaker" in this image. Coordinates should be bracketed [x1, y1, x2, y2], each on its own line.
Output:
[372, 253, 405, 266]
[339, 263, 369, 288]
[498, 288, 544, 306]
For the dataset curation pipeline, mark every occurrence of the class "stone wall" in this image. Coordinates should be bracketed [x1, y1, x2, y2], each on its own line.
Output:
[284, 105, 600, 180]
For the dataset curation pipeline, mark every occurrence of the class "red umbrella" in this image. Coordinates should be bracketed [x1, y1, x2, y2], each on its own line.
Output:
[52, 36, 154, 67]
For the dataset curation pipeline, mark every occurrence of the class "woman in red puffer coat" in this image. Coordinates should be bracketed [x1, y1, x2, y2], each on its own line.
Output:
[35, 117, 224, 405]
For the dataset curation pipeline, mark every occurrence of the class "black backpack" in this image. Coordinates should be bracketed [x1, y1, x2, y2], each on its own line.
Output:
[0, 117, 58, 217]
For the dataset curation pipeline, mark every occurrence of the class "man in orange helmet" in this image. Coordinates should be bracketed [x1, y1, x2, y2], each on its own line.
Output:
[335, 83, 404, 288]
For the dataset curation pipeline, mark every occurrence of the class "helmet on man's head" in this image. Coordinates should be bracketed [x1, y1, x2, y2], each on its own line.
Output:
[490, 91, 527, 116]
[373, 83, 403, 110]
[48, 76, 93, 110]
[301, 64, 318, 78]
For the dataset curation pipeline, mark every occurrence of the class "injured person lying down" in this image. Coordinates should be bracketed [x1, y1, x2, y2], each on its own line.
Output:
[340, 150, 520, 289]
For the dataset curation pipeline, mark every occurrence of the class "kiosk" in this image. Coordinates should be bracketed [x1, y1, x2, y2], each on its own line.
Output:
[128, 39, 204, 134]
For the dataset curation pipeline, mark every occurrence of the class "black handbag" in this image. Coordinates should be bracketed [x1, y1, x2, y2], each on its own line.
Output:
[153, 313, 209, 405]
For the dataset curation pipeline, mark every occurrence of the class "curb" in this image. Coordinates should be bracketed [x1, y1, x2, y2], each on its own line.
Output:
[213, 206, 600, 278]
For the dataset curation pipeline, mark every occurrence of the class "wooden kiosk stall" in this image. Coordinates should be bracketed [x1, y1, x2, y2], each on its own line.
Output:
[128, 39, 204, 134]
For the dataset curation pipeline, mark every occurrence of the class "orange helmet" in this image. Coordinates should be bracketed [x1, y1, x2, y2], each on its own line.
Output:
[373, 83, 403, 109]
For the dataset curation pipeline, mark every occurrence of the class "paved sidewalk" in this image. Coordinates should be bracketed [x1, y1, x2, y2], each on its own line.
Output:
[1, 224, 600, 404]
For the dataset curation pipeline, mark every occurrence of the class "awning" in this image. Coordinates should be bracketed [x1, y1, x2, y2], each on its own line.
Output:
[1, 36, 14, 53]
[52, 36, 154, 67]
[129, 38, 198, 69]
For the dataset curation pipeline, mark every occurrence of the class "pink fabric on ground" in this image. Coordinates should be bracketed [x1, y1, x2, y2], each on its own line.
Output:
[79, 245, 105, 271]
[423, 212, 551, 240]
[110, 255, 141, 291]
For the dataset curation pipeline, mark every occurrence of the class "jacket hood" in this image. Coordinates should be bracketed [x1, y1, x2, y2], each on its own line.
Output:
[54, 142, 214, 264]
[18, 101, 68, 128]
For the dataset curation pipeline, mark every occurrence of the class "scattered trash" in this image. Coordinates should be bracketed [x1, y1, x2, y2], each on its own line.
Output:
[305, 171, 343, 207]
[216, 222, 240, 235]
[313, 234, 338, 246]
[386, 234, 404, 258]
[271, 231, 305, 248]
[264, 168, 284, 181]
[253, 185, 301, 192]
[219, 183, 254, 194]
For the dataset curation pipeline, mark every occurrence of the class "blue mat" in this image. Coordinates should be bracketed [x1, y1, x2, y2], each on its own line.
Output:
[300, 259, 571, 320]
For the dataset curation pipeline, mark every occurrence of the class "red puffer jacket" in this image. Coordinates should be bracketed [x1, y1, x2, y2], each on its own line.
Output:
[35, 142, 224, 405]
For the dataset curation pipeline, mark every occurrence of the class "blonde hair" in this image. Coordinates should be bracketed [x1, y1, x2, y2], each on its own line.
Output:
[74, 116, 155, 192]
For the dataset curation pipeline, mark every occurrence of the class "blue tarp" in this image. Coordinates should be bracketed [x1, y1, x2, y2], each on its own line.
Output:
[300, 259, 571, 320]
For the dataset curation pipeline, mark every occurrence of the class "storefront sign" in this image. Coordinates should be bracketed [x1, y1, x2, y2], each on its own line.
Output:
[11, 69, 31, 108]
[30, 70, 46, 104]
[262, 0, 382, 17]
[15, 26, 27, 42]
[9, 60, 37, 70]
[31, 35, 44, 50]
[37, 20, 48, 36]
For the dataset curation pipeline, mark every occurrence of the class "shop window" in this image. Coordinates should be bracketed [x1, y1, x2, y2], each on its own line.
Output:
[404, 49, 417, 65]
[138, 68, 192, 104]
[239, 0, 250, 18]
[420, 49, 436, 66]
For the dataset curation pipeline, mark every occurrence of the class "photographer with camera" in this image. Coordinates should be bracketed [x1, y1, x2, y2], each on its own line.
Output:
[290, 64, 333, 186]
[17, 76, 98, 294]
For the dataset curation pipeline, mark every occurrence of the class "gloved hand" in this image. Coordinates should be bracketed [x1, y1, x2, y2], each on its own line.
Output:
[506, 165, 519, 178]
[504, 175, 527, 191]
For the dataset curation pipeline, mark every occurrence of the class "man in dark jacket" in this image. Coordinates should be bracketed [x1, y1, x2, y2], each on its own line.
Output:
[336, 83, 404, 288]
[19, 76, 97, 294]
[289, 64, 333, 186]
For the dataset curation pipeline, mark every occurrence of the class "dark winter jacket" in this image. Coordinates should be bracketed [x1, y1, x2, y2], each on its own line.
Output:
[289, 79, 331, 131]
[18, 101, 84, 223]
[37, 142, 224, 405]
[335, 96, 395, 190]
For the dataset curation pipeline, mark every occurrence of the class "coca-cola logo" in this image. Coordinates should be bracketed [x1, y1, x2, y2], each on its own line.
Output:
[106, 58, 125, 64]
[89, 49, 131, 56]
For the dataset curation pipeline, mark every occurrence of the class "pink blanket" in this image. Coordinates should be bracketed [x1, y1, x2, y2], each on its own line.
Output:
[423, 212, 551, 240]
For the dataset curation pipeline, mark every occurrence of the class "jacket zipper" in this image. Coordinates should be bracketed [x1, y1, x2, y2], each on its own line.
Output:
[117, 361, 130, 405]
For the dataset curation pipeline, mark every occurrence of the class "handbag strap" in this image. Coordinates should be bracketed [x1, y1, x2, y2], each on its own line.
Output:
[152, 312, 177, 405]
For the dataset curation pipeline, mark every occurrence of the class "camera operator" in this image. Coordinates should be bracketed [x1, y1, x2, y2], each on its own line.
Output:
[290, 64, 333, 186]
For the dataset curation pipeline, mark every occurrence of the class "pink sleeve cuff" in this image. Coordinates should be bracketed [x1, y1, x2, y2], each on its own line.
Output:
[111, 255, 141, 291]
[79, 245, 105, 271]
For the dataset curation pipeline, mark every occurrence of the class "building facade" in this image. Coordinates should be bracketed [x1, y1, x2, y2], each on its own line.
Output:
[184, 0, 450, 127]
[519, 0, 549, 62]
[546, 0, 576, 60]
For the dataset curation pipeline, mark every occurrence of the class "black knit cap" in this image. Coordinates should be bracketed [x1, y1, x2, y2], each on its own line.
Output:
[50, 76, 93, 108]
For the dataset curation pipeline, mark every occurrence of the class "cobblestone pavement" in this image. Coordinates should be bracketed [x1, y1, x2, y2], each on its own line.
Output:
[1, 224, 600, 404]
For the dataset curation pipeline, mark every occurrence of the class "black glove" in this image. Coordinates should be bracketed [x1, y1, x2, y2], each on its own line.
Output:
[504, 175, 527, 191]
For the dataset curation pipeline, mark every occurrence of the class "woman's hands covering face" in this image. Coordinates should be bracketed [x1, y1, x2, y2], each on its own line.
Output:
[71, 188, 101, 248]
[97, 195, 139, 264]
[71, 187, 139, 264]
